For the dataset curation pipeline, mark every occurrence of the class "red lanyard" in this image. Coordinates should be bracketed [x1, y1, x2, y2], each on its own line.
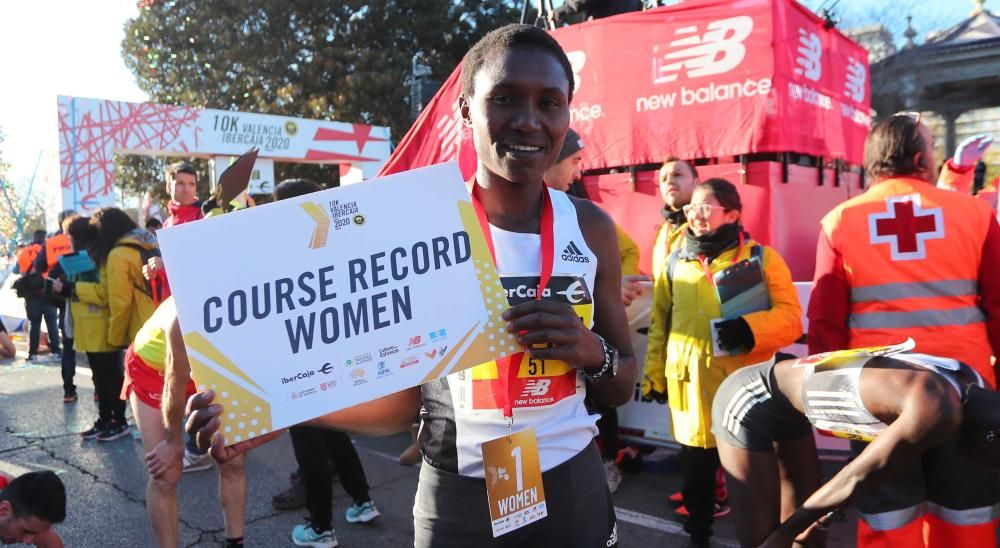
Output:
[470, 181, 554, 427]
[697, 232, 744, 288]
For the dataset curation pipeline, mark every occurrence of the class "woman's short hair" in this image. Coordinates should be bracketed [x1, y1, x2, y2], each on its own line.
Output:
[696, 178, 742, 212]
[460, 24, 574, 103]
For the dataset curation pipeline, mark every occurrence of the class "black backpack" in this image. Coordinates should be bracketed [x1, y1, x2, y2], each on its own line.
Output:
[12, 272, 45, 298]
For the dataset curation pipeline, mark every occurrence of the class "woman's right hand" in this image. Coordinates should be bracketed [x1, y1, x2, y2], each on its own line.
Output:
[185, 390, 283, 462]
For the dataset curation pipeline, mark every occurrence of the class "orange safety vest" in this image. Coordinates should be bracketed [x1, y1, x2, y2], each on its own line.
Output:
[16, 243, 41, 275]
[820, 176, 996, 387]
[45, 233, 72, 270]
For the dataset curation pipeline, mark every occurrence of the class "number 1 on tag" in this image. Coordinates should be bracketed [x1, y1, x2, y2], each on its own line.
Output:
[482, 428, 547, 537]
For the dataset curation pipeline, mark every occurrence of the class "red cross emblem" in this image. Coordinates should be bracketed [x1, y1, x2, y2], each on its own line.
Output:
[868, 194, 944, 261]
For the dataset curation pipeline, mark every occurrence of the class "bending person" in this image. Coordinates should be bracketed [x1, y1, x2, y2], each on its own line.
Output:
[711, 346, 1000, 548]
[128, 298, 247, 548]
[0, 471, 65, 548]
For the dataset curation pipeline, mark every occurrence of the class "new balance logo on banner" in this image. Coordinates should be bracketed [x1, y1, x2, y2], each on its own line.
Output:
[561, 241, 591, 264]
[652, 15, 754, 85]
[794, 28, 822, 82]
[434, 100, 463, 162]
[844, 56, 866, 103]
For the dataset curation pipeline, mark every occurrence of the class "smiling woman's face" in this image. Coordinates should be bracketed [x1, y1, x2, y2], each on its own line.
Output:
[461, 47, 571, 186]
[686, 187, 740, 237]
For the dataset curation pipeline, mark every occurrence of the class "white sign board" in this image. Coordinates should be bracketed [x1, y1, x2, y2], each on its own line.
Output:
[157, 162, 516, 443]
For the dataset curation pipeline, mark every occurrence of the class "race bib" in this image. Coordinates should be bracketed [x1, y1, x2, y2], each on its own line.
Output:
[467, 275, 592, 411]
[482, 428, 548, 537]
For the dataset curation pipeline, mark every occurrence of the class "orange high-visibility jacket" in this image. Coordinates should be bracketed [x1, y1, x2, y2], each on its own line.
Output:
[44, 233, 72, 270]
[16, 244, 41, 275]
[810, 176, 1000, 387]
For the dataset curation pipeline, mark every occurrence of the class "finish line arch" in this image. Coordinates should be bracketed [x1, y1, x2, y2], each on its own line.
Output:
[56, 95, 392, 212]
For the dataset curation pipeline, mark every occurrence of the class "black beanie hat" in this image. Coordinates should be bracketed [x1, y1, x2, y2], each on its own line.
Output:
[558, 128, 584, 163]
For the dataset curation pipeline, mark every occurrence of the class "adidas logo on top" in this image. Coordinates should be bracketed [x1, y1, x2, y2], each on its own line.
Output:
[561, 241, 591, 263]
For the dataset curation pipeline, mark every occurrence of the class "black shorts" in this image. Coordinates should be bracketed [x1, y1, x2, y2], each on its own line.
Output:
[711, 362, 812, 452]
[413, 442, 617, 547]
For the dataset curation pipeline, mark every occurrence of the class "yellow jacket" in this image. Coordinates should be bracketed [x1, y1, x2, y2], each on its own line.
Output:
[616, 225, 640, 275]
[71, 262, 117, 353]
[644, 239, 801, 448]
[76, 229, 158, 348]
[651, 215, 686, 280]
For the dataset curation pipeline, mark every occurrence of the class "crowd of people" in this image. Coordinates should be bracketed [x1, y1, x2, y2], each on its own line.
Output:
[4, 20, 1000, 548]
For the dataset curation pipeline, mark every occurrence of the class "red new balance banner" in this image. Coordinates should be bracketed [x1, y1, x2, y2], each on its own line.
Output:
[380, 0, 869, 178]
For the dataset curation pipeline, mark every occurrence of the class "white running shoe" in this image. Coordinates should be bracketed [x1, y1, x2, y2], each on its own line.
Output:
[182, 449, 214, 473]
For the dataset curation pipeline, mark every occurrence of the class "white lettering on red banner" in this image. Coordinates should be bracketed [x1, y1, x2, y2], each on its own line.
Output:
[844, 56, 866, 103]
[567, 50, 586, 93]
[566, 50, 604, 127]
[636, 78, 772, 112]
[435, 100, 463, 162]
[787, 82, 832, 110]
[652, 16, 754, 85]
[794, 28, 822, 82]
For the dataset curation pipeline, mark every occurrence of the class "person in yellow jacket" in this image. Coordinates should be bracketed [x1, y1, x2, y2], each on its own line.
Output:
[652, 157, 699, 279]
[53, 216, 131, 442]
[643, 178, 802, 548]
[93, 208, 158, 347]
[72, 208, 158, 441]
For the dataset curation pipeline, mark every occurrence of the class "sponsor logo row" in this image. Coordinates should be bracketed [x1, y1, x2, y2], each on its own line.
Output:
[284, 328, 451, 399]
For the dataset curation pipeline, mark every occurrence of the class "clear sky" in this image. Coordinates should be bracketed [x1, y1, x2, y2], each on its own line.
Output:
[0, 0, 985, 193]
[0, 1, 146, 191]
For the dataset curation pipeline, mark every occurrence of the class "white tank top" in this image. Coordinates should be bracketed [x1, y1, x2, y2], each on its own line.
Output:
[419, 188, 600, 477]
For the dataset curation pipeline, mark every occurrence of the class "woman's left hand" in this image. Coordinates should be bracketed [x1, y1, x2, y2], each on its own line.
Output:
[503, 300, 604, 373]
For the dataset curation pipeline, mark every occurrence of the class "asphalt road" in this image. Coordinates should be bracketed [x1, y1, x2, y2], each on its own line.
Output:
[0, 350, 858, 547]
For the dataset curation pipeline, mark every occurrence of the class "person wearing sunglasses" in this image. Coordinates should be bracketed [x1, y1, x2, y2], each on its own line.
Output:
[645, 178, 801, 548]
[809, 113, 1000, 546]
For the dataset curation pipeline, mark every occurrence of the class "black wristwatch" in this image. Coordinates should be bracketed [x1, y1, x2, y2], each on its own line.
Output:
[586, 334, 619, 381]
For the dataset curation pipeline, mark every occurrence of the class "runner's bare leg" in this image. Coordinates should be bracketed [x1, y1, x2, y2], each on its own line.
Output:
[718, 442, 781, 547]
[218, 453, 247, 540]
[130, 392, 178, 547]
